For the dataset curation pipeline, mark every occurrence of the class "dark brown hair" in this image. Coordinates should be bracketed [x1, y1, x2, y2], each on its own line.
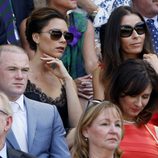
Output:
[109, 59, 158, 125]
[25, 7, 66, 51]
[100, 6, 154, 80]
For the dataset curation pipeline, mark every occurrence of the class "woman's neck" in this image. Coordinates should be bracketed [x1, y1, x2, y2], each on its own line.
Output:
[123, 116, 136, 124]
[89, 147, 114, 158]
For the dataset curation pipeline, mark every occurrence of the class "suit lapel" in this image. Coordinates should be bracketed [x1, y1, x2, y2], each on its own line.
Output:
[6, 129, 20, 150]
[24, 97, 37, 152]
[7, 147, 21, 158]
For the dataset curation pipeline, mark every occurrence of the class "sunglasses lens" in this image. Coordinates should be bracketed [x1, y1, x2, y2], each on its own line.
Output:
[64, 32, 74, 43]
[50, 30, 62, 40]
[120, 25, 133, 37]
[135, 23, 146, 35]
[120, 22, 146, 38]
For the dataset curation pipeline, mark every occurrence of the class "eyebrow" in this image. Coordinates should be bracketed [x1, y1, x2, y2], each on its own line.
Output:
[0, 109, 8, 115]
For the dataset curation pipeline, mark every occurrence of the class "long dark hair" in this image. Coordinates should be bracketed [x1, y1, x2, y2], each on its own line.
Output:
[109, 59, 158, 125]
[100, 6, 154, 80]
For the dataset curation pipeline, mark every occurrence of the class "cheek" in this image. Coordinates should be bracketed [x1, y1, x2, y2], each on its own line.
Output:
[142, 98, 150, 107]
[88, 126, 106, 139]
[120, 38, 130, 50]
[119, 97, 131, 111]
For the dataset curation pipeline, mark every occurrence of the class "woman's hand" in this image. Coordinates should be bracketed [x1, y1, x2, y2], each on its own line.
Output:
[75, 74, 93, 100]
[40, 53, 71, 80]
[143, 54, 158, 74]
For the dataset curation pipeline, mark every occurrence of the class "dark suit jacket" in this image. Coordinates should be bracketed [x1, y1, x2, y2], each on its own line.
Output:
[7, 147, 36, 158]
[0, 16, 7, 44]
[11, 0, 34, 32]
[6, 97, 71, 158]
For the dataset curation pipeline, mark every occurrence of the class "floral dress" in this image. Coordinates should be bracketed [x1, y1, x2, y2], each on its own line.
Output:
[92, 0, 132, 27]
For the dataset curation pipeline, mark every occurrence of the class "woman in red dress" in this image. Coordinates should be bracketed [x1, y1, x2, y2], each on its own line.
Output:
[109, 59, 158, 158]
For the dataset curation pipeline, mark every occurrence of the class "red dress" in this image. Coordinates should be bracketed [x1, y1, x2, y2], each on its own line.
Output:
[120, 123, 158, 158]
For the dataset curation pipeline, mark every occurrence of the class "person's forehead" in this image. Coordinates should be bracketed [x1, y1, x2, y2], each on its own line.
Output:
[0, 52, 29, 66]
[1, 50, 28, 59]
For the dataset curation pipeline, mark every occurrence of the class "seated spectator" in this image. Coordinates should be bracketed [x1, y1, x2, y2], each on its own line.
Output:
[20, 0, 98, 107]
[72, 100, 123, 158]
[77, 0, 131, 26]
[109, 59, 158, 158]
[132, 0, 158, 54]
[24, 8, 82, 146]
[0, 92, 37, 158]
[92, 6, 158, 101]
[0, 44, 71, 158]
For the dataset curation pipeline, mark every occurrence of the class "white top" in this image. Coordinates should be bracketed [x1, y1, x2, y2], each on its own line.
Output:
[10, 95, 28, 152]
[92, 0, 132, 27]
[0, 143, 7, 158]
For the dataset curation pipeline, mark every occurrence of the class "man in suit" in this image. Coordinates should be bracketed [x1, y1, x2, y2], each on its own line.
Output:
[0, 17, 7, 45]
[132, 0, 158, 53]
[0, 44, 71, 158]
[11, 0, 34, 33]
[0, 92, 36, 158]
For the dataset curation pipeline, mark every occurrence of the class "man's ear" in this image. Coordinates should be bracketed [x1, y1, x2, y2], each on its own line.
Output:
[32, 33, 40, 44]
[4, 116, 12, 132]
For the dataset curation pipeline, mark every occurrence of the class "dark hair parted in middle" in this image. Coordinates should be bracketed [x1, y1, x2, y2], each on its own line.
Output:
[109, 59, 158, 125]
[100, 6, 153, 79]
[25, 7, 67, 51]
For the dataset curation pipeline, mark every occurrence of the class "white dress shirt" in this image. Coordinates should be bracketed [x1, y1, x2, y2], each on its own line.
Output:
[10, 95, 28, 152]
[0, 143, 7, 158]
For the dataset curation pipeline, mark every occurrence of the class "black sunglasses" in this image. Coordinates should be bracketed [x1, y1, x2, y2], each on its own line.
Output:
[120, 22, 146, 38]
[40, 29, 74, 43]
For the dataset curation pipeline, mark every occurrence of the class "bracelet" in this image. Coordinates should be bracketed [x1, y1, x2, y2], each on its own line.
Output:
[88, 8, 99, 22]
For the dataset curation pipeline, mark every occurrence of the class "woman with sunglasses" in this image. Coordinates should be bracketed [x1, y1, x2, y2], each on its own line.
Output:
[109, 59, 158, 158]
[24, 7, 82, 141]
[20, 0, 98, 110]
[72, 100, 123, 158]
[92, 6, 158, 101]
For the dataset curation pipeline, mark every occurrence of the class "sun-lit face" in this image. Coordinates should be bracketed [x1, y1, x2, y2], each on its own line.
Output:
[120, 14, 145, 59]
[83, 108, 122, 153]
[35, 18, 69, 59]
[119, 84, 152, 121]
[0, 52, 29, 101]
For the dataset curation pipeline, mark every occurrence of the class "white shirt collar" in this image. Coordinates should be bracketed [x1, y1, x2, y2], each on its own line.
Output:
[0, 143, 7, 158]
[10, 95, 25, 112]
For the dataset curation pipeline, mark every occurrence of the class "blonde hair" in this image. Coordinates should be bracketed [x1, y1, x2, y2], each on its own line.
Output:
[0, 91, 12, 116]
[0, 44, 28, 56]
[72, 101, 123, 158]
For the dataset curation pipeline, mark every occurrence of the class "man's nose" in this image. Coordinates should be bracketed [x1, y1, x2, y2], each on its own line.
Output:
[15, 70, 23, 78]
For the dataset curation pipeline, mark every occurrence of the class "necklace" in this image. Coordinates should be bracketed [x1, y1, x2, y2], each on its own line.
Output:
[144, 124, 158, 144]
[123, 120, 135, 124]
